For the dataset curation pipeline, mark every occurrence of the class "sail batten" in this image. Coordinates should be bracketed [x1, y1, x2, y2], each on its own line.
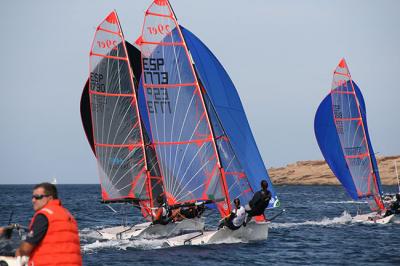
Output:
[90, 53, 128, 61]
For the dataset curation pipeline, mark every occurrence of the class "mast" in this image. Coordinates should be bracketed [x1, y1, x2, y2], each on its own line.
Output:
[114, 11, 160, 219]
[170, 0, 232, 214]
[395, 161, 400, 193]
[180, 33, 232, 215]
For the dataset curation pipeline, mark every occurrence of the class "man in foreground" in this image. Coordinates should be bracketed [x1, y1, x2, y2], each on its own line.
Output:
[15, 182, 82, 265]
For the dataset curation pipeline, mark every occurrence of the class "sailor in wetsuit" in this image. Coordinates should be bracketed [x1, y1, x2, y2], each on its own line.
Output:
[218, 198, 246, 230]
[384, 193, 400, 217]
[245, 179, 272, 223]
[153, 195, 172, 225]
[174, 202, 205, 221]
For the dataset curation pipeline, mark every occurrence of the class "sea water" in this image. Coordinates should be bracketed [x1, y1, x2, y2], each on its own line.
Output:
[1, 185, 399, 265]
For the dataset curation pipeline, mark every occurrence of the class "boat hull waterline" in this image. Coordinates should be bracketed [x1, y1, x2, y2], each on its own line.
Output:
[163, 221, 268, 247]
[97, 218, 205, 240]
[352, 213, 395, 224]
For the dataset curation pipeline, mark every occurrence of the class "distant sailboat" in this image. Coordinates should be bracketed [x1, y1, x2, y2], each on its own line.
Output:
[51, 177, 57, 185]
[314, 58, 394, 224]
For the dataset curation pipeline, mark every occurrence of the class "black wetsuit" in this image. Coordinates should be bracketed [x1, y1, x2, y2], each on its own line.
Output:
[153, 205, 171, 225]
[384, 200, 400, 217]
[179, 205, 204, 219]
[247, 189, 272, 217]
[218, 212, 241, 231]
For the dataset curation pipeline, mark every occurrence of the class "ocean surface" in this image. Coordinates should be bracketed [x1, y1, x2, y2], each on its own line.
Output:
[1, 185, 399, 265]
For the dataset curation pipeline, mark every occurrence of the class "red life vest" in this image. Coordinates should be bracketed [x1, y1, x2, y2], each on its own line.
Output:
[28, 199, 82, 266]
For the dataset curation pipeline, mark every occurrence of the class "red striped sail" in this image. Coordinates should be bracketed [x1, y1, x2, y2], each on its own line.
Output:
[138, 0, 232, 215]
[330, 58, 384, 211]
[89, 11, 149, 202]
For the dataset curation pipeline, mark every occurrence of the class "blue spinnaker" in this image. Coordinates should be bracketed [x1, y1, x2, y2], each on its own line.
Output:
[181, 26, 278, 208]
[314, 80, 382, 201]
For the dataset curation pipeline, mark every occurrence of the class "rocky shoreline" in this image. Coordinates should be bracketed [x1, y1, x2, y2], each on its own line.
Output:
[268, 155, 400, 185]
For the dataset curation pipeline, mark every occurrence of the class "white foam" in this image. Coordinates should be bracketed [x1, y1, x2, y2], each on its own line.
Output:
[324, 200, 367, 204]
[81, 237, 167, 253]
[270, 211, 353, 228]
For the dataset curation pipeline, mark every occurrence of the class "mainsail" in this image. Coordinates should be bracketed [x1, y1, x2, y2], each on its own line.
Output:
[88, 11, 150, 202]
[314, 58, 384, 211]
[138, 0, 231, 213]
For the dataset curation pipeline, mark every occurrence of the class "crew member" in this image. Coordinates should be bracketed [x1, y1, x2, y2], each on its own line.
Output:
[384, 193, 400, 217]
[245, 179, 272, 223]
[153, 195, 172, 225]
[218, 198, 246, 230]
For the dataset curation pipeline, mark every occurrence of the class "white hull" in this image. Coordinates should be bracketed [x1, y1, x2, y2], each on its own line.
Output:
[0, 256, 17, 266]
[163, 221, 268, 247]
[0, 256, 28, 266]
[352, 212, 395, 224]
[97, 218, 205, 240]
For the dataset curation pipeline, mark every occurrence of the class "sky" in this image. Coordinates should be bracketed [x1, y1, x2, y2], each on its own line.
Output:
[0, 0, 399, 184]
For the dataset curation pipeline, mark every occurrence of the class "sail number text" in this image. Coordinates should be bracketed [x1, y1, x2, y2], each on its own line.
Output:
[146, 88, 172, 114]
[143, 58, 168, 84]
[90, 72, 105, 93]
[143, 58, 172, 114]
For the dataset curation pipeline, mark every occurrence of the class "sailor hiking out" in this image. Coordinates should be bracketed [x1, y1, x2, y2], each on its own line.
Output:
[153, 195, 172, 225]
[218, 198, 246, 230]
[384, 193, 400, 217]
[245, 180, 272, 223]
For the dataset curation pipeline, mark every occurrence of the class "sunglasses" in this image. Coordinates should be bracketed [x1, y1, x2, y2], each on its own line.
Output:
[32, 194, 50, 200]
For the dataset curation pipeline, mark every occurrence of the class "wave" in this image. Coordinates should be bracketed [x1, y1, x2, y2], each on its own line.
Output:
[324, 200, 367, 204]
[270, 211, 353, 228]
[81, 237, 167, 252]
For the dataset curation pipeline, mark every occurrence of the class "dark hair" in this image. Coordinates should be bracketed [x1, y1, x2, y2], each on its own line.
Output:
[234, 198, 240, 205]
[261, 180, 268, 188]
[157, 195, 164, 204]
[34, 183, 58, 199]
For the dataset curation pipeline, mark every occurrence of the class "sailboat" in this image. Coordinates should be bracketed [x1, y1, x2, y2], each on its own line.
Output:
[135, 0, 279, 245]
[81, 0, 279, 244]
[314, 58, 394, 224]
[81, 10, 204, 240]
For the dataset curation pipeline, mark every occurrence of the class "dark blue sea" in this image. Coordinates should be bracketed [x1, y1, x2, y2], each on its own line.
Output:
[1, 185, 399, 265]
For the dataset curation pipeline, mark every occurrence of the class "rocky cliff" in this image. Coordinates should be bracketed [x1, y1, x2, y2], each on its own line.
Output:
[269, 155, 400, 185]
